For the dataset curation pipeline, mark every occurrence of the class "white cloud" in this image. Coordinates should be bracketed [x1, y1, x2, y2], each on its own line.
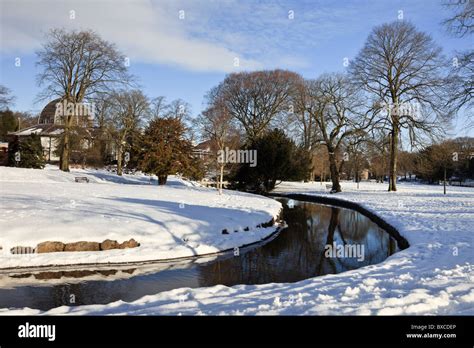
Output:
[2, 0, 425, 73]
[0, 0, 262, 72]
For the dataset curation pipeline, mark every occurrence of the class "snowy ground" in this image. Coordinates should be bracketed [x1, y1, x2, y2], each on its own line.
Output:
[1, 179, 473, 315]
[0, 166, 281, 269]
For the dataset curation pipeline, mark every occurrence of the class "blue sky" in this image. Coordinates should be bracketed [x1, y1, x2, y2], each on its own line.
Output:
[0, 0, 472, 136]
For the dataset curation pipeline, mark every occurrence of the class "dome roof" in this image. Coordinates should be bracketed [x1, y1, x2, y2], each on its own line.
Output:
[39, 99, 61, 124]
[38, 98, 94, 127]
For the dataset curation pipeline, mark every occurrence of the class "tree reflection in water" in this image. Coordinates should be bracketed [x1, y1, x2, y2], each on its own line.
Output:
[198, 199, 397, 286]
[0, 198, 398, 310]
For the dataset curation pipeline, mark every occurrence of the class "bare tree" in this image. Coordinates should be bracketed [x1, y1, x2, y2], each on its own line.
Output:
[107, 89, 149, 175]
[447, 51, 474, 115]
[443, 0, 474, 37]
[367, 131, 391, 183]
[165, 99, 191, 121]
[150, 96, 168, 119]
[36, 28, 132, 171]
[415, 140, 457, 193]
[305, 73, 374, 192]
[288, 76, 324, 181]
[310, 145, 330, 184]
[349, 21, 450, 191]
[165, 99, 197, 142]
[0, 85, 15, 111]
[214, 70, 299, 141]
[290, 76, 321, 151]
[397, 150, 417, 180]
[345, 139, 370, 188]
[443, 1, 473, 124]
[198, 94, 237, 194]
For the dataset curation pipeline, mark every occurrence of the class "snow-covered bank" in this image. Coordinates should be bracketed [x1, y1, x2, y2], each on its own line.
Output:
[0, 166, 281, 268]
[3, 180, 472, 316]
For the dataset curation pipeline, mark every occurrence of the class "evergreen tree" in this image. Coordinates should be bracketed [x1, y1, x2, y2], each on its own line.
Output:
[8, 134, 45, 168]
[0, 110, 18, 142]
[139, 117, 193, 185]
[232, 129, 311, 193]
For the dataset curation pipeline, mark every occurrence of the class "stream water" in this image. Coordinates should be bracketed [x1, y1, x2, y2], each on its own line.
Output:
[0, 198, 398, 310]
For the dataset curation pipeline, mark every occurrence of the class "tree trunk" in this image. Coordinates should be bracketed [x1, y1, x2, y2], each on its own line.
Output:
[443, 166, 447, 195]
[328, 151, 341, 192]
[318, 207, 340, 274]
[265, 178, 277, 192]
[158, 175, 167, 185]
[388, 123, 399, 192]
[60, 124, 70, 172]
[219, 164, 224, 195]
[117, 144, 123, 176]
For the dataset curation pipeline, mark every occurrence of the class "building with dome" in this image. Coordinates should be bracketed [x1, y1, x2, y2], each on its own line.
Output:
[9, 99, 95, 162]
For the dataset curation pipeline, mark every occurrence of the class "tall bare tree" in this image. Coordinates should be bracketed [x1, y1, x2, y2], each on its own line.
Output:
[443, 0, 474, 37]
[198, 93, 238, 194]
[36, 28, 132, 171]
[213, 70, 299, 141]
[290, 76, 321, 151]
[150, 96, 168, 119]
[107, 89, 149, 175]
[447, 51, 474, 120]
[305, 73, 374, 192]
[443, 1, 473, 124]
[165, 99, 191, 121]
[349, 21, 449, 191]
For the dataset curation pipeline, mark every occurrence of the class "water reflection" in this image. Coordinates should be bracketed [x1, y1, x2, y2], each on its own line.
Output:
[198, 199, 397, 285]
[0, 198, 398, 310]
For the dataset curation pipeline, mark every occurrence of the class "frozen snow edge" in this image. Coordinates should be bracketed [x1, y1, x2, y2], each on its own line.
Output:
[0, 166, 283, 269]
[0, 220, 285, 274]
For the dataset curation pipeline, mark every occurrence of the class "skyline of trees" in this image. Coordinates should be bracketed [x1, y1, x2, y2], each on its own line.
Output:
[1, 7, 473, 191]
[349, 20, 451, 191]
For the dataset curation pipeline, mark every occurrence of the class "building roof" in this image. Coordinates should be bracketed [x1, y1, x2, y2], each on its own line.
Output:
[10, 124, 64, 137]
[39, 99, 61, 124]
[194, 139, 214, 151]
[39, 98, 94, 126]
[10, 98, 97, 137]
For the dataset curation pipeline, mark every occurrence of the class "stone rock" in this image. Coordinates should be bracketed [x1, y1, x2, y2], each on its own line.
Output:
[257, 218, 275, 228]
[36, 241, 65, 253]
[64, 241, 100, 252]
[118, 238, 140, 249]
[100, 239, 119, 250]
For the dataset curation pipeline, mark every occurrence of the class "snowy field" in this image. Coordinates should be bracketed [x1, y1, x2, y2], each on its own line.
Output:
[0, 166, 281, 268]
[1, 176, 473, 315]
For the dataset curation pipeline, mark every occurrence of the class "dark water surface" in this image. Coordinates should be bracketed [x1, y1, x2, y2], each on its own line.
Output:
[0, 198, 398, 310]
